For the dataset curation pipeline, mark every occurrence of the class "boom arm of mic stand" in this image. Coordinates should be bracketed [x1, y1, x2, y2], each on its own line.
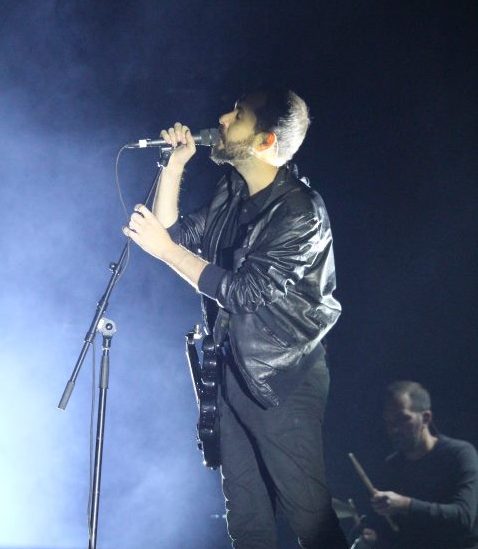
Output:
[57, 159, 166, 410]
[57, 246, 128, 410]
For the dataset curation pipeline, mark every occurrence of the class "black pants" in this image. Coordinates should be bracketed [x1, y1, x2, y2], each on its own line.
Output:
[219, 353, 348, 549]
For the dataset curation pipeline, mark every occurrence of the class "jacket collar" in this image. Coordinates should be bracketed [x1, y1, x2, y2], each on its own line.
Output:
[229, 164, 301, 215]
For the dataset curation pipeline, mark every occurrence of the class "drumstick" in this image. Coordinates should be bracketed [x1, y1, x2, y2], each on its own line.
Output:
[348, 453, 399, 532]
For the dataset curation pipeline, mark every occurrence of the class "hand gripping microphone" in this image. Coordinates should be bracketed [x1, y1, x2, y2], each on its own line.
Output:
[125, 128, 219, 149]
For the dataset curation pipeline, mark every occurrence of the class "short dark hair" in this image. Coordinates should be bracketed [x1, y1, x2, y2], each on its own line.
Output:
[249, 88, 310, 167]
[386, 380, 432, 412]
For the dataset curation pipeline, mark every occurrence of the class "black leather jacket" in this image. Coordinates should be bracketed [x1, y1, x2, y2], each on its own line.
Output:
[171, 165, 341, 408]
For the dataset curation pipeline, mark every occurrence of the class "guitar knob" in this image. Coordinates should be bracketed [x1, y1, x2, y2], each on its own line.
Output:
[193, 324, 203, 340]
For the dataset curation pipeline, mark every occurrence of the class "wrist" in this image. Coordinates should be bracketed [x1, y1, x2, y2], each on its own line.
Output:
[160, 239, 179, 263]
[165, 159, 185, 176]
[399, 496, 411, 514]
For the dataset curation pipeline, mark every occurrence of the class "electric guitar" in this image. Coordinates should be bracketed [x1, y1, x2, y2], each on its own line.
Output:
[185, 325, 221, 469]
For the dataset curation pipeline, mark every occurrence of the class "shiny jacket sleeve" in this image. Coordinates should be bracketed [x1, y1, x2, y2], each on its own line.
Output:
[166, 205, 208, 253]
[207, 196, 329, 314]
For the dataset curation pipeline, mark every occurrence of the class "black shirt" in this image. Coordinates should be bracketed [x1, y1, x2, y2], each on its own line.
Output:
[199, 178, 274, 297]
[377, 436, 478, 549]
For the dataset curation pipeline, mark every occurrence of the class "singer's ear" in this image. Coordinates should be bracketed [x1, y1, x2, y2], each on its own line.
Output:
[422, 410, 433, 426]
[257, 132, 277, 151]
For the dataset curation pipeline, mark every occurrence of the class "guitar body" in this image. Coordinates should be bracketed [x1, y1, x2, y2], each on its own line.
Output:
[185, 328, 221, 469]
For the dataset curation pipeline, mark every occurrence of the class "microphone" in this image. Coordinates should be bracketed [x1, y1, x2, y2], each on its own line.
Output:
[125, 128, 219, 149]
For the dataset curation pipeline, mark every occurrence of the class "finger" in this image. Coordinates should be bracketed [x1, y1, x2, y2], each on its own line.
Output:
[134, 204, 154, 219]
[130, 211, 146, 225]
[123, 226, 138, 241]
[372, 496, 388, 505]
[160, 129, 172, 144]
[168, 127, 178, 147]
[129, 218, 142, 232]
[183, 126, 196, 148]
[372, 499, 387, 509]
[133, 204, 145, 216]
[371, 500, 385, 510]
[174, 122, 186, 144]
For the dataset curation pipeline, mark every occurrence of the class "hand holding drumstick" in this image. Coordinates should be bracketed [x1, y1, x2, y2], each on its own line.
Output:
[348, 453, 402, 532]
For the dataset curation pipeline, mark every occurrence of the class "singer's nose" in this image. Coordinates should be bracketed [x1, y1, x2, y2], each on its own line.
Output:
[218, 114, 227, 128]
[219, 109, 234, 128]
[218, 120, 227, 141]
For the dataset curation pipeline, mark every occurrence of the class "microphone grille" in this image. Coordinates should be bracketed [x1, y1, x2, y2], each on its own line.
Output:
[199, 128, 220, 146]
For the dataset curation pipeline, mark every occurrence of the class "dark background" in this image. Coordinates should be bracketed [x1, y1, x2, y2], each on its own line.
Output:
[0, 1, 476, 547]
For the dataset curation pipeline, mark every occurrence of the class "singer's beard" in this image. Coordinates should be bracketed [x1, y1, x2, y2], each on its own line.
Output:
[210, 135, 255, 166]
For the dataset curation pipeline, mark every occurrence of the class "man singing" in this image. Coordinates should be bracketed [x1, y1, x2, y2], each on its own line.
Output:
[123, 89, 347, 548]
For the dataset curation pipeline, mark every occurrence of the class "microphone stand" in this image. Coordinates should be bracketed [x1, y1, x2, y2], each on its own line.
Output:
[57, 147, 172, 549]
